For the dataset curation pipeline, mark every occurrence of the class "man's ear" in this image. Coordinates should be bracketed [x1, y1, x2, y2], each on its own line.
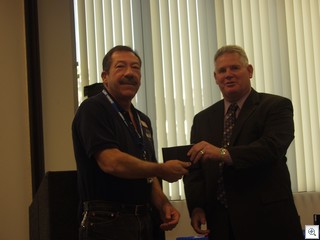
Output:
[101, 71, 109, 86]
[213, 71, 219, 84]
[101, 71, 107, 78]
[247, 64, 254, 78]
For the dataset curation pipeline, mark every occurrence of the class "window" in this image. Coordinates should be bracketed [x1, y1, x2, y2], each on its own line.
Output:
[74, 0, 320, 199]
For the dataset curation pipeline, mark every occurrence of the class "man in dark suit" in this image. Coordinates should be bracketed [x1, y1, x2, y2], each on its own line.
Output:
[183, 45, 304, 240]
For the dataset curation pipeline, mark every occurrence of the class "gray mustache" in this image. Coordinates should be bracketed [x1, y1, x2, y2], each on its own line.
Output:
[119, 77, 137, 85]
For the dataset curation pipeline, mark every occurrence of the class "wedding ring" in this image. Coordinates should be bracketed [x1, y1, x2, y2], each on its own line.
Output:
[200, 150, 205, 155]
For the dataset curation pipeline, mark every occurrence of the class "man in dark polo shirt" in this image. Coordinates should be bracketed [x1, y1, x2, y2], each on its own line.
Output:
[72, 45, 190, 240]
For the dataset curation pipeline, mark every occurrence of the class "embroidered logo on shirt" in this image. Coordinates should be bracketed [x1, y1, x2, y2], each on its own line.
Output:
[140, 120, 148, 128]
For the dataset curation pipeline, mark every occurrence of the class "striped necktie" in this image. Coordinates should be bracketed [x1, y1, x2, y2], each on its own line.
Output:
[217, 103, 238, 207]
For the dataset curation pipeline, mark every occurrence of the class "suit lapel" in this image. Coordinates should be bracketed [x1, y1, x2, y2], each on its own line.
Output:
[230, 90, 259, 145]
[212, 101, 225, 146]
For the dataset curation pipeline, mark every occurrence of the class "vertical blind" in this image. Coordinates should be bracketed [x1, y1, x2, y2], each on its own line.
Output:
[74, 0, 320, 200]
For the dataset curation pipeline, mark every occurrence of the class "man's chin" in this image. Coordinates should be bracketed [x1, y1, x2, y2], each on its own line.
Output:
[225, 86, 238, 94]
[224, 88, 241, 100]
[121, 90, 138, 99]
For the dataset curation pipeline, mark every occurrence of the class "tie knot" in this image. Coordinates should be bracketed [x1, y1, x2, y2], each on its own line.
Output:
[227, 103, 238, 113]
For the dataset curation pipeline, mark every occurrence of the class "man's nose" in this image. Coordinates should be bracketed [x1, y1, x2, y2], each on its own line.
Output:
[225, 69, 233, 79]
[124, 67, 135, 76]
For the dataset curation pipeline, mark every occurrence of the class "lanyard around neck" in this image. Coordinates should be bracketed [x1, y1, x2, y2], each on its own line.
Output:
[102, 89, 152, 182]
[102, 89, 145, 148]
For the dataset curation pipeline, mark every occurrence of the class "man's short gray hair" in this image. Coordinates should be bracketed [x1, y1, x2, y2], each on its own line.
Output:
[214, 45, 249, 66]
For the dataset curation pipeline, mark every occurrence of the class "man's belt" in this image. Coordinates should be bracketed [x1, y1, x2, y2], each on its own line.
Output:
[83, 201, 151, 215]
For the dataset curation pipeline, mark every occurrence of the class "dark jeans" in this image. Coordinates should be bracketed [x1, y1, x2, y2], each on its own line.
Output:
[79, 201, 155, 240]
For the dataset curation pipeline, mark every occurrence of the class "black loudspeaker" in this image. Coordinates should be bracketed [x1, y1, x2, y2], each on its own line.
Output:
[84, 83, 104, 98]
[29, 171, 79, 240]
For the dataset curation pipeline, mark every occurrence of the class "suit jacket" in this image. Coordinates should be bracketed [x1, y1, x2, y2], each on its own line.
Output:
[183, 88, 303, 240]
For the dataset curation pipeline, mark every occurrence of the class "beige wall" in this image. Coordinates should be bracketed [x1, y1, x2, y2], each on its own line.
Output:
[37, 0, 77, 171]
[0, 0, 32, 239]
[0, 0, 77, 239]
[165, 201, 197, 240]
